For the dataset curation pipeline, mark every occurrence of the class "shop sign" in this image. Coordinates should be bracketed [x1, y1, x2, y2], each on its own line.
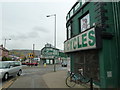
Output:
[64, 27, 100, 52]
[42, 48, 59, 56]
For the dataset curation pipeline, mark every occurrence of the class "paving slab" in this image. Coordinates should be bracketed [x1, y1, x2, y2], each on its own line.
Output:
[42, 70, 86, 88]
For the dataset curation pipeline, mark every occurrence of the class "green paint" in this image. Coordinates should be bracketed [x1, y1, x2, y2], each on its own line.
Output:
[88, 30, 95, 46]
[77, 36, 82, 48]
[73, 38, 77, 49]
[65, 1, 120, 88]
[70, 40, 73, 50]
[82, 33, 87, 47]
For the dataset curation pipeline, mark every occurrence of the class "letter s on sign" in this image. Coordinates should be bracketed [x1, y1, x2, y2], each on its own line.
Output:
[88, 30, 95, 46]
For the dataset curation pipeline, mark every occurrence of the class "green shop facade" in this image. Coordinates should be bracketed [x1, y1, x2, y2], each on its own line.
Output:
[64, 1, 120, 88]
[41, 43, 68, 64]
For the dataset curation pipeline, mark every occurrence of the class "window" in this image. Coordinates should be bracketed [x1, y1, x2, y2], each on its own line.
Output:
[80, 13, 90, 32]
[81, 0, 89, 5]
[66, 14, 69, 21]
[9, 62, 15, 67]
[75, 2, 80, 11]
[14, 62, 20, 66]
[67, 25, 71, 39]
[81, 0, 86, 5]
[70, 9, 73, 17]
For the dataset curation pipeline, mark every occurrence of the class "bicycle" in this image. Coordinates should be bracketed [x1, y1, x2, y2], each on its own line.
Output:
[65, 69, 91, 88]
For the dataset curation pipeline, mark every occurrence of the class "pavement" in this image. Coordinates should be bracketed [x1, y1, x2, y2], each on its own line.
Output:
[6, 65, 91, 89]
[42, 70, 88, 88]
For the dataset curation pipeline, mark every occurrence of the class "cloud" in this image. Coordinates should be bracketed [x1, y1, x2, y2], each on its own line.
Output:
[10, 31, 41, 40]
[28, 31, 40, 38]
[32, 26, 48, 33]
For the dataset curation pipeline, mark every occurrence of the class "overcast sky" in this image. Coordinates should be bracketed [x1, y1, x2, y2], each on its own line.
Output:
[0, 0, 77, 50]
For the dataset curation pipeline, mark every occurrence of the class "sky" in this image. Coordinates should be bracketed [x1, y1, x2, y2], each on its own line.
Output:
[0, 0, 77, 50]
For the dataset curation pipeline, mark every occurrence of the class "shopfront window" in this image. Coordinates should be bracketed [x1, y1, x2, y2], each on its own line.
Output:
[80, 13, 90, 32]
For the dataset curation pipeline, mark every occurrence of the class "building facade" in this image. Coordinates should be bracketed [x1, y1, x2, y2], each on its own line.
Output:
[64, 1, 120, 88]
[41, 43, 60, 64]
[41, 43, 68, 65]
[0, 45, 2, 61]
[0, 45, 9, 61]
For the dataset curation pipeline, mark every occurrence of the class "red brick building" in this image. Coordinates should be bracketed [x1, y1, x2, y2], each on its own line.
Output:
[0, 45, 2, 61]
[0, 45, 9, 61]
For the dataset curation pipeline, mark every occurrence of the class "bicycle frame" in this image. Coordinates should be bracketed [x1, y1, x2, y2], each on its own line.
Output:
[70, 71, 90, 83]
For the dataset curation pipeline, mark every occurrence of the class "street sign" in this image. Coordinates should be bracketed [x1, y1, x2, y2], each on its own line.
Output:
[28, 53, 34, 58]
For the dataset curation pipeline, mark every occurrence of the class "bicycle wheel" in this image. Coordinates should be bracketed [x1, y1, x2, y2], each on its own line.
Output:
[79, 75, 90, 84]
[65, 75, 76, 88]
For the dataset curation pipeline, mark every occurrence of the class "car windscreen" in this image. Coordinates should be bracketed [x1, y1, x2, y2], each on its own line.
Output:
[0, 62, 10, 69]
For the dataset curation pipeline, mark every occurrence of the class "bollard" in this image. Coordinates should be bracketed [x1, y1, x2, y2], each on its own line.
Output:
[90, 78, 93, 90]
[44, 63, 46, 67]
[38, 64, 40, 67]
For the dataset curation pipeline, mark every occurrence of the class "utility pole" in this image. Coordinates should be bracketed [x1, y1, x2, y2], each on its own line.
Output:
[46, 14, 57, 72]
[33, 44, 35, 58]
[54, 14, 56, 72]
[32, 44, 35, 64]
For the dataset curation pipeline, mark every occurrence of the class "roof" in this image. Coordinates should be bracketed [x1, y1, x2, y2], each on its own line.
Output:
[0, 45, 9, 52]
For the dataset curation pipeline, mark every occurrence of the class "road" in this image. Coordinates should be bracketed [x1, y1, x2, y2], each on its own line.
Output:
[0, 75, 18, 89]
[1, 64, 67, 88]
[0, 65, 29, 88]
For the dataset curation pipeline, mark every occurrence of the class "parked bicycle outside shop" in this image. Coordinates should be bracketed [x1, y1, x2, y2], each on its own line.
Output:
[65, 68, 91, 88]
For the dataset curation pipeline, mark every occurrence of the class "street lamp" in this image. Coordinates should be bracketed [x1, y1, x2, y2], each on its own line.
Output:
[46, 14, 56, 72]
[4, 38, 11, 48]
[46, 14, 56, 48]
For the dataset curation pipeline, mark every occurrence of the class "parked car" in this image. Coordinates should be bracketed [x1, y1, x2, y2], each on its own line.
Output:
[26, 62, 38, 66]
[0, 61, 22, 80]
[61, 62, 67, 67]
[22, 62, 26, 65]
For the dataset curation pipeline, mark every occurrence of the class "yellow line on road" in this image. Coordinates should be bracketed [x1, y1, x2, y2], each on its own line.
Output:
[2, 76, 18, 89]
[2, 79, 13, 89]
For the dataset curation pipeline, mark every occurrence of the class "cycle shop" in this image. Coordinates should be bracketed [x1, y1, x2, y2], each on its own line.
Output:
[64, 0, 120, 88]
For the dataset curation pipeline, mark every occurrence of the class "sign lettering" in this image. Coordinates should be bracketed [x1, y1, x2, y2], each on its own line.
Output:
[64, 28, 96, 52]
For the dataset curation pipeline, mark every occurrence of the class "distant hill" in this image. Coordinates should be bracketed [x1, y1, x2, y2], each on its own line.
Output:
[9, 49, 41, 57]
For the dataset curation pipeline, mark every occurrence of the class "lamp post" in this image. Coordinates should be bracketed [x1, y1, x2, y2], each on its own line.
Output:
[46, 14, 56, 72]
[4, 38, 11, 48]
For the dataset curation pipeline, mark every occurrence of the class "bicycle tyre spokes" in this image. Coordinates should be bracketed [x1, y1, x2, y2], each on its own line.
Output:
[66, 76, 76, 88]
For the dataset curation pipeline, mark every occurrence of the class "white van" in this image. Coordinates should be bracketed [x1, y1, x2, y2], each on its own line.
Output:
[0, 61, 22, 80]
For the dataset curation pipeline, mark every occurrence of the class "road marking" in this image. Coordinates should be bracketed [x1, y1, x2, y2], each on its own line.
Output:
[1, 76, 18, 89]
[2, 80, 14, 89]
